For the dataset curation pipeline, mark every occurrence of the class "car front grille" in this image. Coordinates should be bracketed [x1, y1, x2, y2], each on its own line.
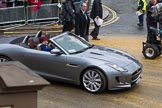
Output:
[132, 68, 142, 82]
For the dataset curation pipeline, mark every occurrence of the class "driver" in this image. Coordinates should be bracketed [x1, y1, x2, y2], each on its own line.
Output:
[39, 36, 54, 52]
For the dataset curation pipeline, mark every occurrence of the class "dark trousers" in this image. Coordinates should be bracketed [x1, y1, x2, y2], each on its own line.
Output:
[146, 23, 157, 44]
[62, 20, 74, 32]
[80, 35, 89, 42]
[91, 19, 100, 39]
[138, 13, 144, 25]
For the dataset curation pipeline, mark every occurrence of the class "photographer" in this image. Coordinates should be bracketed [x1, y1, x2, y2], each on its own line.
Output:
[146, 0, 158, 44]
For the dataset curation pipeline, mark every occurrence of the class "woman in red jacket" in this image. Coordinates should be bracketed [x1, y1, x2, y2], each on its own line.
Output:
[29, 0, 42, 22]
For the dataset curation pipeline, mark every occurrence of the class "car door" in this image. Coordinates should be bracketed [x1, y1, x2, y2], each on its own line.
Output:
[22, 48, 68, 80]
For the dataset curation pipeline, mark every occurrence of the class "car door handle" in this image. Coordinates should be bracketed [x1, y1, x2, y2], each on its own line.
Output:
[66, 64, 79, 68]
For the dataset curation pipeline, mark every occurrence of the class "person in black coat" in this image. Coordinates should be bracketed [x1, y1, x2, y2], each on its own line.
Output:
[90, 0, 103, 40]
[146, 0, 158, 44]
[61, 0, 76, 32]
[75, 2, 90, 41]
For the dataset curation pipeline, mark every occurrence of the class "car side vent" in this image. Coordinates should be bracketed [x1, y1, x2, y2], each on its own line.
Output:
[97, 46, 114, 52]
[90, 52, 103, 56]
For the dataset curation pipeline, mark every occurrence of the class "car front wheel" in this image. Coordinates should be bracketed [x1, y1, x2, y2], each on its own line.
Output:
[82, 68, 107, 94]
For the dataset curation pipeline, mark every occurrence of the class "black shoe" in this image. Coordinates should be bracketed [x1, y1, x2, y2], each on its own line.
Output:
[92, 38, 100, 40]
[137, 23, 143, 26]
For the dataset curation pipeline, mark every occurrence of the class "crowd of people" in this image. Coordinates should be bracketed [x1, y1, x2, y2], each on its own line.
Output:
[2, 0, 161, 44]
[0, 0, 27, 7]
[0, 0, 82, 8]
[0, 0, 57, 8]
[0, 0, 103, 42]
[19, 0, 162, 51]
[61, 0, 103, 41]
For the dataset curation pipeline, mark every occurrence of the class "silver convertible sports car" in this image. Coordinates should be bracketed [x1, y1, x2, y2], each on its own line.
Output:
[0, 31, 142, 93]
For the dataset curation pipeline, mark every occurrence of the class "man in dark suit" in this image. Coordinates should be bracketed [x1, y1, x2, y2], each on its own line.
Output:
[75, 2, 90, 41]
[90, 0, 103, 40]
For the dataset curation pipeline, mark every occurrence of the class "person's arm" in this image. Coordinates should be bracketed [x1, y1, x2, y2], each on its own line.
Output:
[65, 1, 75, 19]
[146, 4, 153, 18]
[146, 3, 157, 23]
[37, 0, 42, 6]
[95, 0, 100, 15]
[40, 44, 53, 51]
[94, 0, 102, 18]
[138, 0, 144, 10]
[87, 13, 90, 34]
[75, 12, 80, 35]
[71, 1, 76, 14]
[29, 0, 36, 5]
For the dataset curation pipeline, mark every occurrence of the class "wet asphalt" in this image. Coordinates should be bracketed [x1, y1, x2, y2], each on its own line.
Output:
[100, 0, 147, 36]
[1, 0, 162, 108]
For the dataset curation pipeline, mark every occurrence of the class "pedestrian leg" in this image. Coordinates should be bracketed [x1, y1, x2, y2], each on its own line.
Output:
[91, 20, 100, 39]
[138, 14, 144, 26]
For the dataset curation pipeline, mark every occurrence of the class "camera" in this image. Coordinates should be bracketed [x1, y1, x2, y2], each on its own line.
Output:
[150, 3, 162, 16]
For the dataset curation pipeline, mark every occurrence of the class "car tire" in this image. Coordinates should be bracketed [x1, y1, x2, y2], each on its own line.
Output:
[157, 45, 162, 56]
[142, 44, 159, 59]
[0, 56, 11, 62]
[82, 68, 107, 94]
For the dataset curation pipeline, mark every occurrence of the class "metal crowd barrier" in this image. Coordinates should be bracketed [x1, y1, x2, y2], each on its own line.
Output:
[0, 1, 91, 27]
[0, 4, 60, 26]
[0, 6, 25, 25]
[26, 4, 59, 23]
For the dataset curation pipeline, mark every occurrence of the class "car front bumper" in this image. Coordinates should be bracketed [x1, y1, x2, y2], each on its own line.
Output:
[100, 62, 142, 90]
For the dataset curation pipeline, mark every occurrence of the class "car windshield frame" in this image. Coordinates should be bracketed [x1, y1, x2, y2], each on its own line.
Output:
[52, 33, 92, 54]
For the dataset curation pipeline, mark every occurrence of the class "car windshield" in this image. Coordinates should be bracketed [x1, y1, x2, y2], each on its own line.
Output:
[54, 33, 92, 54]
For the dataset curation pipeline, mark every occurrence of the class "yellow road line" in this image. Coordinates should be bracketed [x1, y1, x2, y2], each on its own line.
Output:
[102, 5, 119, 26]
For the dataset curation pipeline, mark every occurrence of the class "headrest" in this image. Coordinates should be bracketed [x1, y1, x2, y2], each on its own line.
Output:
[33, 37, 40, 44]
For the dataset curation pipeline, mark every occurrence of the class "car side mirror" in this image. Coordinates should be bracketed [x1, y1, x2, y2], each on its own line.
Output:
[50, 49, 62, 55]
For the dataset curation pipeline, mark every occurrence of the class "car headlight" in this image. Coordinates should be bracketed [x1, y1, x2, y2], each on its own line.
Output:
[106, 63, 128, 72]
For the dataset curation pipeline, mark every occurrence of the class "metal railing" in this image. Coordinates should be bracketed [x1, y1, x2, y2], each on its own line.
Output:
[0, 1, 91, 27]
[26, 4, 59, 23]
[0, 6, 26, 25]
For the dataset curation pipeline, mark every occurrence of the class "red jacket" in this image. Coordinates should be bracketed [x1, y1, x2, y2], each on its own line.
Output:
[29, 0, 42, 11]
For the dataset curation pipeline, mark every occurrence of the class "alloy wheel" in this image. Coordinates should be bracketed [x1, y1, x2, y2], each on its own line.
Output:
[83, 70, 102, 93]
[145, 48, 155, 58]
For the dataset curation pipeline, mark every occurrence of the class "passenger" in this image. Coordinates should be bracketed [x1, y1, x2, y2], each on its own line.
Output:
[27, 37, 37, 49]
[39, 36, 54, 52]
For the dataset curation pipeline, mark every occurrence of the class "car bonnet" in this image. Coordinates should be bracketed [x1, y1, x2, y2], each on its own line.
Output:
[80, 46, 135, 67]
